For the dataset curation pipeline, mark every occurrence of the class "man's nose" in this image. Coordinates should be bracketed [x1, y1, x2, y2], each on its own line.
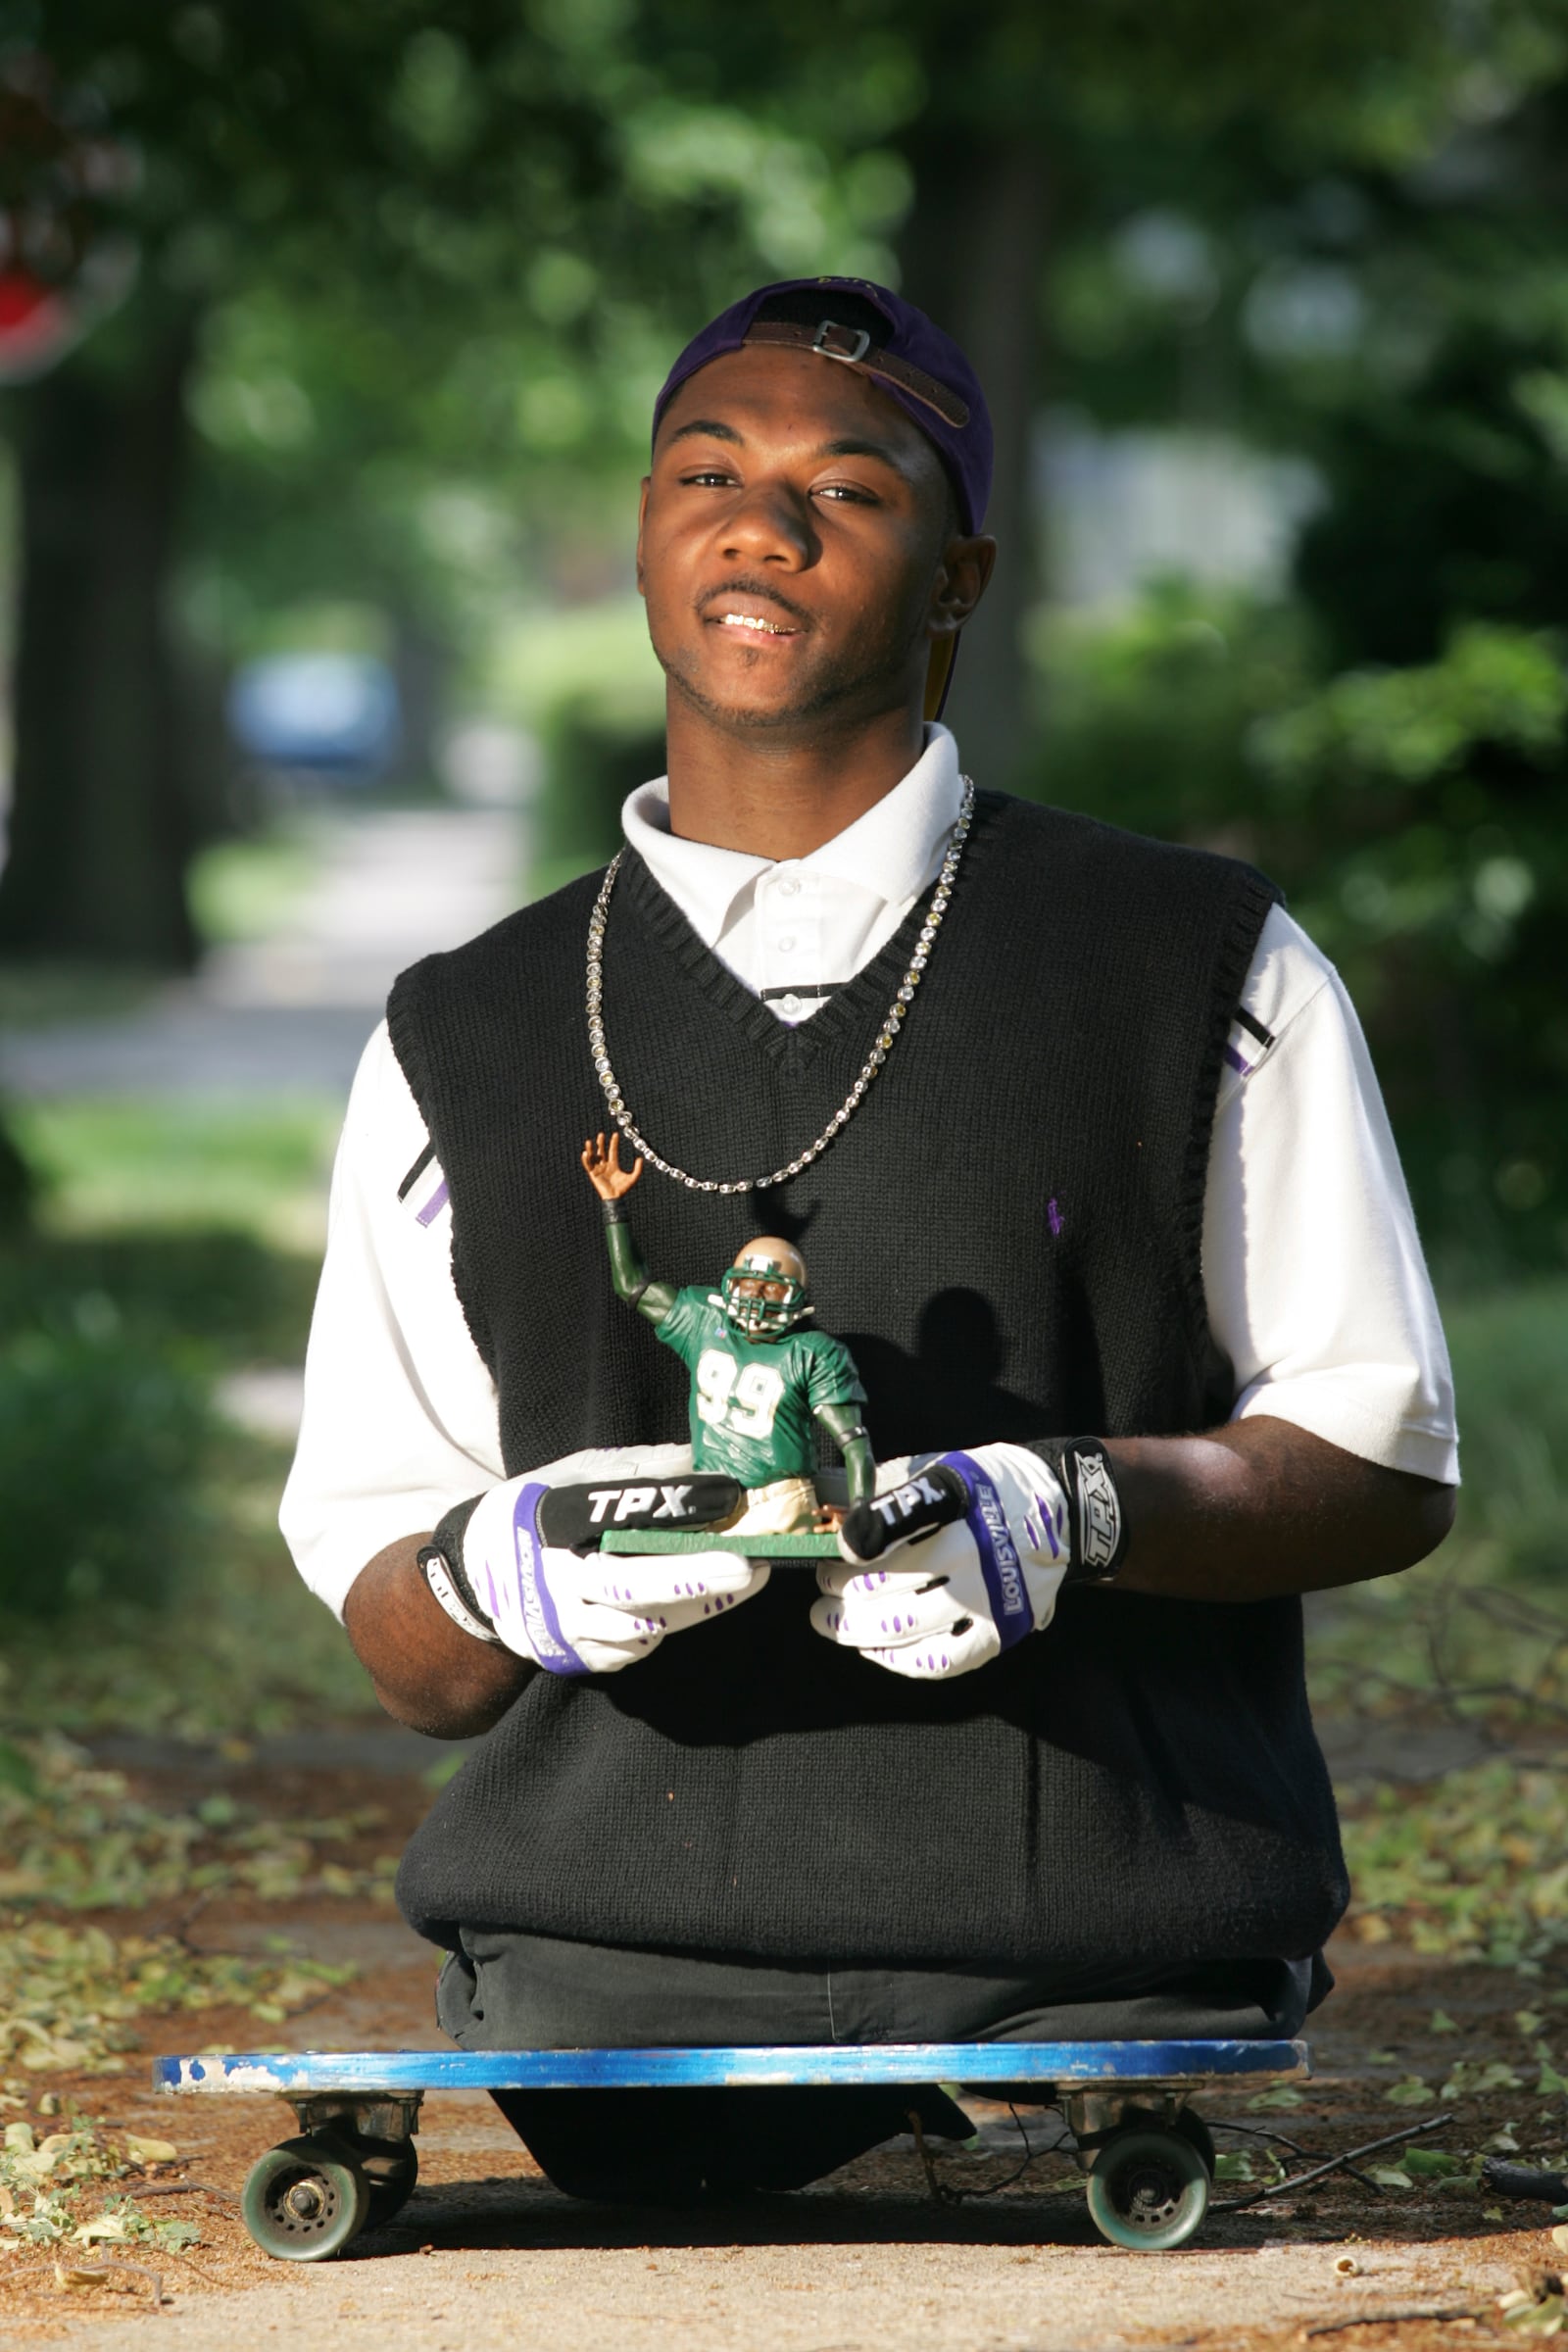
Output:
[719, 479, 813, 566]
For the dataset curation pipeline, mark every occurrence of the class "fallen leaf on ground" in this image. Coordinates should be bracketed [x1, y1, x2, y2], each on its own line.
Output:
[54, 2257, 162, 2300]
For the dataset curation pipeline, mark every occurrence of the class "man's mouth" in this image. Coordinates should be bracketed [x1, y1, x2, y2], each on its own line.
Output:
[717, 612, 797, 635]
[700, 586, 808, 639]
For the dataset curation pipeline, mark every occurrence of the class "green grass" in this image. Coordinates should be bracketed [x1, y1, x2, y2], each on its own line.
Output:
[186, 826, 318, 945]
[1307, 1276, 1568, 1727]
[0, 1095, 373, 1729]
[1442, 1276, 1568, 1585]
[0, 1430, 379, 1739]
[0, 1228, 320, 1368]
[0, 968, 160, 1029]
[14, 1096, 341, 1255]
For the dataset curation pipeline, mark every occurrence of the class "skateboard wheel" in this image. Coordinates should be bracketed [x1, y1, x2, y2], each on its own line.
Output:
[358, 2138, 419, 2228]
[1086, 2127, 1209, 2252]
[241, 2132, 371, 2261]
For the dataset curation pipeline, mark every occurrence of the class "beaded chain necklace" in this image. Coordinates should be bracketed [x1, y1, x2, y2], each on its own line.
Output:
[584, 778, 975, 1195]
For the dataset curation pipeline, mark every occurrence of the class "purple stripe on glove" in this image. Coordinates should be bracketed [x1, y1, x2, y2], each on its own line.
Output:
[470, 1480, 590, 1675]
[947, 1449, 1033, 1649]
[514, 1481, 589, 1673]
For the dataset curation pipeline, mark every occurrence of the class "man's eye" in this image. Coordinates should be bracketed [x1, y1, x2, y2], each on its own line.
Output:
[682, 470, 733, 488]
[814, 483, 875, 505]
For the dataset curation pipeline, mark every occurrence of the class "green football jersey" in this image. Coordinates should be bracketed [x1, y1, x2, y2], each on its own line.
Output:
[656, 1289, 866, 1489]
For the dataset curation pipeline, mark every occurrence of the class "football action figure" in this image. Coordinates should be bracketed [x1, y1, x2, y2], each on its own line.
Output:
[581, 1132, 874, 1534]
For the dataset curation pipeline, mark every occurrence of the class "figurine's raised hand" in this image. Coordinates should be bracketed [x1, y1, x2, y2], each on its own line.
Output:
[581, 1130, 643, 1202]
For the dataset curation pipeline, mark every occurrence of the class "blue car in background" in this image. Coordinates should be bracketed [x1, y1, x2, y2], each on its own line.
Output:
[227, 654, 402, 781]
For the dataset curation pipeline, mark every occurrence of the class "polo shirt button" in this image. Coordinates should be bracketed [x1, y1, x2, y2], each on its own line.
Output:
[777, 877, 801, 898]
[782, 993, 802, 1015]
[777, 935, 796, 953]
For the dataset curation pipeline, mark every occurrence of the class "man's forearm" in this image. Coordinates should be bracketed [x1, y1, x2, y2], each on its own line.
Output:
[343, 1535, 534, 1738]
[1102, 1415, 1455, 1602]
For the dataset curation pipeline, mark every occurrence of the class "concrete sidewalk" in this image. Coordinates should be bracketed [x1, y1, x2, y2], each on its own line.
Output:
[0, 807, 523, 1101]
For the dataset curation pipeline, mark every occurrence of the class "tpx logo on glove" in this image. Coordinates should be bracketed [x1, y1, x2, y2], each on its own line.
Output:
[1071, 1446, 1125, 1576]
[840, 1463, 969, 1562]
[585, 1483, 695, 1525]
[870, 1473, 948, 1532]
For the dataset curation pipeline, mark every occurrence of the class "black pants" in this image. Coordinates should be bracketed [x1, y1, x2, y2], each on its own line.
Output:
[436, 1928, 1326, 2205]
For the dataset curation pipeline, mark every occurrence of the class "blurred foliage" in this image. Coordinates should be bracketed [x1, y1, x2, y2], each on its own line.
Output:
[0, 1098, 333, 1624]
[1308, 1279, 1568, 1733]
[1026, 23, 1568, 1276]
[530, 700, 667, 904]
[0, 1098, 372, 1728]
[1026, 590, 1568, 1274]
[0, 1232, 318, 1368]
[8, 0, 1568, 1261]
[0, 1102, 34, 1234]
[1029, 584, 1314, 844]
[11, 1096, 339, 1254]
[1341, 1764, 1568, 1968]
[0, 1915, 353, 2078]
[1311, 1277, 1568, 1985]
[0, 1736, 398, 1912]
[185, 825, 318, 946]
[488, 600, 664, 898]
[0, 972, 158, 1029]
[1433, 1280, 1568, 1587]
[0, 1308, 213, 1619]
[0, 1411, 374, 1737]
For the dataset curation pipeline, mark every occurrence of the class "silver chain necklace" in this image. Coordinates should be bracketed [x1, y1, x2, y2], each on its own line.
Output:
[585, 777, 976, 1195]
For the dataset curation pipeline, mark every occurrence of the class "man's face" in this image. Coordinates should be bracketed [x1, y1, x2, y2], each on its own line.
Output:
[637, 345, 976, 734]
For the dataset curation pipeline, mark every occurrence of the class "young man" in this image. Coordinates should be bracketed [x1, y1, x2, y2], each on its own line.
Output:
[282, 277, 1457, 2202]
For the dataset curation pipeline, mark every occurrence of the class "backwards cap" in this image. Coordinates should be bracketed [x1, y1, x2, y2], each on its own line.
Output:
[652, 276, 993, 722]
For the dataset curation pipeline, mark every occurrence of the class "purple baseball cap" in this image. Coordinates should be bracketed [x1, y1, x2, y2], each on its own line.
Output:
[651, 276, 994, 721]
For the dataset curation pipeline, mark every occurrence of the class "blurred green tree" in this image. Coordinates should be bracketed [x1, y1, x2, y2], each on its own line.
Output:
[0, 2, 637, 966]
[627, 0, 1495, 783]
[1022, 17, 1568, 1269]
[5, 0, 1564, 1003]
[0, 1, 919, 962]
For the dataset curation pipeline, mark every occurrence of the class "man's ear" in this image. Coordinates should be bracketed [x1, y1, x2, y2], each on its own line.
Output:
[931, 533, 998, 640]
[635, 477, 651, 598]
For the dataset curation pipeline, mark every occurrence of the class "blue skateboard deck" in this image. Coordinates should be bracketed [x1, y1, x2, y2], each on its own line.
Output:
[162, 2039, 1310, 2259]
[154, 2038, 1309, 2095]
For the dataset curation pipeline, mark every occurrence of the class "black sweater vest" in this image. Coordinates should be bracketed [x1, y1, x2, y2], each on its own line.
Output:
[387, 792, 1348, 1968]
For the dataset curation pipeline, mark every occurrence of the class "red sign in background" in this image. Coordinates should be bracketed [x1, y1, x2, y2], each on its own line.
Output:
[0, 53, 136, 382]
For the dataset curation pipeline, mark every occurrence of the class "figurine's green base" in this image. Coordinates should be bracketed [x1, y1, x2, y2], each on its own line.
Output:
[600, 1529, 839, 1557]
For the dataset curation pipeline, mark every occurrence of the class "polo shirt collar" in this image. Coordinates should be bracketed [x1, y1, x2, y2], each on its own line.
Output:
[620, 724, 963, 951]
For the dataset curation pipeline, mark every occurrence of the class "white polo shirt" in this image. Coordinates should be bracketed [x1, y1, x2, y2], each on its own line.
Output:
[280, 724, 1458, 1616]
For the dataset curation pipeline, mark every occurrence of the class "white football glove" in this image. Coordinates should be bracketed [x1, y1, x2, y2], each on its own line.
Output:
[437, 1444, 768, 1677]
[811, 1445, 1073, 1681]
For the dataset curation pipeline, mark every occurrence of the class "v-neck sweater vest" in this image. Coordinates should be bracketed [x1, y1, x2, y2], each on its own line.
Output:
[387, 791, 1348, 1969]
